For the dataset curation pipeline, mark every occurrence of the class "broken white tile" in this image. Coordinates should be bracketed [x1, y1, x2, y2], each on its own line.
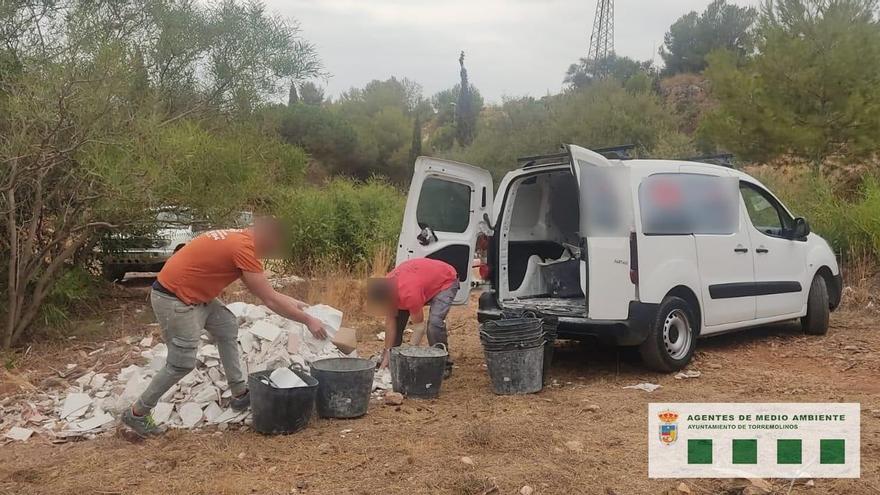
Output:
[118, 365, 141, 382]
[198, 344, 220, 361]
[60, 393, 92, 419]
[191, 384, 219, 404]
[178, 402, 204, 428]
[304, 304, 343, 337]
[268, 367, 307, 388]
[75, 371, 96, 388]
[204, 402, 224, 423]
[152, 402, 174, 425]
[623, 382, 662, 392]
[72, 412, 114, 431]
[248, 320, 283, 342]
[238, 330, 256, 354]
[90, 373, 108, 390]
[5, 426, 34, 441]
[139, 336, 153, 347]
[214, 407, 239, 424]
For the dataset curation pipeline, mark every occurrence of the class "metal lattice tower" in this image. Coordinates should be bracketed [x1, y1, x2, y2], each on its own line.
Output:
[587, 0, 614, 72]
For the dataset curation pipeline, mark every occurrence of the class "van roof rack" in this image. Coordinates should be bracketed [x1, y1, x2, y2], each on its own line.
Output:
[677, 153, 736, 168]
[518, 144, 636, 169]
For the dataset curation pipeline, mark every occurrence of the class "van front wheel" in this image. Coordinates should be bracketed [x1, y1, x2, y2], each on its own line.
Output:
[639, 296, 697, 372]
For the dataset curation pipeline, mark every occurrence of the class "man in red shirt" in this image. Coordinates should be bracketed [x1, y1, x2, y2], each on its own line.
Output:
[367, 258, 460, 377]
[122, 217, 327, 437]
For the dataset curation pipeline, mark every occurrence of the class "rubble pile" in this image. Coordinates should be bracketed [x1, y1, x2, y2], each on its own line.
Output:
[1, 302, 377, 442]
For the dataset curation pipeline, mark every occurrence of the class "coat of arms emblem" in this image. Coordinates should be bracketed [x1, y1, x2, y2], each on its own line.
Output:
[658, 410, 679, 445]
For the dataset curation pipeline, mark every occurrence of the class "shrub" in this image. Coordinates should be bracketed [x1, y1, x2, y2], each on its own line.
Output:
[276, 178, 405, 269]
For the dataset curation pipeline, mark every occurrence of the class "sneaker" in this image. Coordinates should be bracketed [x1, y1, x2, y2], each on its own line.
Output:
[230, 390, 250, 411]
[444, 362, 453, 380]
[122, 407, 163, 437]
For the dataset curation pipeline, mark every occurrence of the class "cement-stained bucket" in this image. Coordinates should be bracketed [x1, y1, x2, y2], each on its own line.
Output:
[390, 344, 447, 399]
[310, 357, 374, 419]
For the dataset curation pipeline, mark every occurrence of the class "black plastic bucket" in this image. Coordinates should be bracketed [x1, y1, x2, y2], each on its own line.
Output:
[484, 344, 544, 395]
[310, 358, 374, 419]
[249, 368, 318, 435]
[481, 317, 543, 334]
[390, 344, 447, 399]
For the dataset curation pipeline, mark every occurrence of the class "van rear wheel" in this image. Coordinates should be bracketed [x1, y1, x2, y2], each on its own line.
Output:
[639, 296, 697, 372]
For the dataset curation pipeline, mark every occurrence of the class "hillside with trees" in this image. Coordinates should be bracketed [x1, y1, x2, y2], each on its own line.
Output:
[2, 0, 880, 348]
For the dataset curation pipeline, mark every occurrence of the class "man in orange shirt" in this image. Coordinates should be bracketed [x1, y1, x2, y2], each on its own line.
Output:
[367, 258, 459, 377]
[122, 217, 327, 437]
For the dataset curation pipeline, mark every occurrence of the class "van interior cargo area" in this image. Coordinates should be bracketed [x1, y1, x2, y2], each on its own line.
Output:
[501, 169, 585, 315]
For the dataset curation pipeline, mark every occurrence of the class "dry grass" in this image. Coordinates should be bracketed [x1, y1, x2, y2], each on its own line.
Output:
[841, 250, 879, 311]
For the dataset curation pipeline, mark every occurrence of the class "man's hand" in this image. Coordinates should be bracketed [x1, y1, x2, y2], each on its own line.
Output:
[306, 316, 328, 340]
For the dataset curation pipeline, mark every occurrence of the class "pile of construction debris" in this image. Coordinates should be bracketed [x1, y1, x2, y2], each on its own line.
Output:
[1, 302, 390, 443]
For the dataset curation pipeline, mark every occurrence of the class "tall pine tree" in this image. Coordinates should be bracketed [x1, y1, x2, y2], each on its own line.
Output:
[455, 51, 477, 146]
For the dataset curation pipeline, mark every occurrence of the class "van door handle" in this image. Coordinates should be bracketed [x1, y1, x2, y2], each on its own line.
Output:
[734, 246, 749, 253]
[756, 247, 769, 254]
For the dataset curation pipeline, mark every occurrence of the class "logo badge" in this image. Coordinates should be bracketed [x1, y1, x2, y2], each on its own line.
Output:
[658, 410, 679, 445]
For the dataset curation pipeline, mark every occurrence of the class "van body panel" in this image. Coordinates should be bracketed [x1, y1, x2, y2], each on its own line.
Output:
[397, 157, 493, 304]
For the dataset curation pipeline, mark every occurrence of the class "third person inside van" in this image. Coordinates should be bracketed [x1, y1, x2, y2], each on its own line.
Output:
[367, 258, 459, 378]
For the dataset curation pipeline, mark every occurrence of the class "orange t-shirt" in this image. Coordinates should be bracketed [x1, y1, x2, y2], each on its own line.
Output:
[157, 229, 263, 304]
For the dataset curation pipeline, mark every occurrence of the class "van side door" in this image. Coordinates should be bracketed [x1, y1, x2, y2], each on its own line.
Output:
[398, 157, 493, 304]
[739, 181, 808, 318]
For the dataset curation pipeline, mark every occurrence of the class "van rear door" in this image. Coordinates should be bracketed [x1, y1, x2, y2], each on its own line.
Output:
[567, 145, 635, 320]
[398, 157, 493, 304]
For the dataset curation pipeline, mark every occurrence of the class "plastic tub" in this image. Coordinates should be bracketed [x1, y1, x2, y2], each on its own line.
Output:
[249, 367, 318, 435]
[310, 358, 375, 419]
[390, 344, 448, 399]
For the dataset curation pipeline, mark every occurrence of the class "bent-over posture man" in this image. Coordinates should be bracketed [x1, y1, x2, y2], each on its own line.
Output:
[122, 218, 327, 436]
[367, 257, 459, 377]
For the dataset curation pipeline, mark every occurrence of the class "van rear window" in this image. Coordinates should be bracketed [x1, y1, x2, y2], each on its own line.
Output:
[639, 174, 739, 235]
[417, 177, 471, 233]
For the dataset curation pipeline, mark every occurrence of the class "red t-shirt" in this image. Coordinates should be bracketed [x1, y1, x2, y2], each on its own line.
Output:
[158, 229, 263, 304]
[388, 258, 458, 313]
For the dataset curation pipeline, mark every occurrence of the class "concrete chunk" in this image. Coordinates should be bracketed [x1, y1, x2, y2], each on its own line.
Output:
[249, 320, 283, 342]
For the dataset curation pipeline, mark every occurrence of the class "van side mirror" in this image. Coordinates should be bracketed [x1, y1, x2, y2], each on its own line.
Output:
[790, 217, 810, 240]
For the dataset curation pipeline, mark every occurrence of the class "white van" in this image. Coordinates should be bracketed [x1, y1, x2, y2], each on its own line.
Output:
[397, 144, 842, 371]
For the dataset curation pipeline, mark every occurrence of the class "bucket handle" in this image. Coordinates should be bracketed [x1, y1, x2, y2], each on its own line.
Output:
[432, 343, 448, 352]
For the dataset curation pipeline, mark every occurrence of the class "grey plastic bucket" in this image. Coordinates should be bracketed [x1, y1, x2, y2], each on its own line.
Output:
[484, 345, 544, 395]
[390, 344, 447, 399]
[249, 368, 318, 435]
[310, 358, 375, 419]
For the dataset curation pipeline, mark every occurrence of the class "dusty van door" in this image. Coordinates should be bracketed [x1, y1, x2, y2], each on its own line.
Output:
[567, 145, 635, 320]
[397, 157, 493, 304]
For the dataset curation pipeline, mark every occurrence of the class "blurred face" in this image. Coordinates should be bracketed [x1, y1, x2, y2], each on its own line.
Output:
[366, 278, 396, 316]
[252, 218, 284, 258]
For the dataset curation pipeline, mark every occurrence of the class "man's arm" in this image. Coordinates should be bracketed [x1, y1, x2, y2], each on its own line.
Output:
[241, 271, 327, 339]
[379, 311, 398, 368]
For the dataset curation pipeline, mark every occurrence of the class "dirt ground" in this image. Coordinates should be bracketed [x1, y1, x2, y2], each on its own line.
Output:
[1, 278, 879, 495]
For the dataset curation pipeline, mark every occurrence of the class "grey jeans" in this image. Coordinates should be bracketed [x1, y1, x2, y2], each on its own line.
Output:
[134, 290, 245, 414]
[393, 279, 460, 351]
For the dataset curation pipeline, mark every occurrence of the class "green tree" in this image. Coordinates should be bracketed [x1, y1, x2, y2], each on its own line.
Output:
[299, 81, 324, 105]
[455, 51, 480, 147]
[564, 54, 656, 90]
[660, 0, 757, 75]
[700, 0, 880, 166]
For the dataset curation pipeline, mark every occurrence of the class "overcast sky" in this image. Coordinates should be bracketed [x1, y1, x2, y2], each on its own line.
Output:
[266, 0, 762, 103]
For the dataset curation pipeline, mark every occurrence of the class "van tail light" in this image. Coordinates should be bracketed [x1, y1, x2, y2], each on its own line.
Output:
[629, 231, 639, 285]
